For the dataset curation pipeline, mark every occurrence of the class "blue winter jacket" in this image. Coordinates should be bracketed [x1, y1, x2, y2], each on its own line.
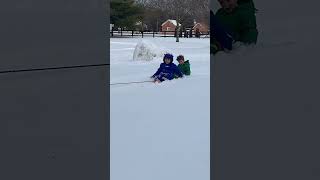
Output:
[152, 63, 183, 79]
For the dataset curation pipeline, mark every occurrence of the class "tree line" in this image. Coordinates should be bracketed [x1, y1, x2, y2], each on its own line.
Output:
[110, 0, 209, 31]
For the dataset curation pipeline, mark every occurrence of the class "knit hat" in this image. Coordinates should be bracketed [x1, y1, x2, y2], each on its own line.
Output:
[163, 53, 174, 63]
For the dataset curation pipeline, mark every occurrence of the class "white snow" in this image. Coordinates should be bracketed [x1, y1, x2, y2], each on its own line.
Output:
[132, 40, 168, 61]
[110, 37, 210, 180]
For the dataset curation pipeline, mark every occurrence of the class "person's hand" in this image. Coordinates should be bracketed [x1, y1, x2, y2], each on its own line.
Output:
[211, 40, 222, 54]
[154, 79, 161, 83]
[211, 44, 220, 54]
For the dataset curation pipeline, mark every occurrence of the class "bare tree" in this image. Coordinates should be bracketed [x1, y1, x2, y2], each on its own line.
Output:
[135, 0, 209, 41]
[135, 0, 167, 31]
[147, 0, 194, 42]
[189, 0, 210, 24]
[134, 0, 149, 6]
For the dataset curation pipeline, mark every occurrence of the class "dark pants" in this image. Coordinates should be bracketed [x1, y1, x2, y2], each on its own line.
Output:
[210, 11, 234, 50]
[154, 72, 174, 82]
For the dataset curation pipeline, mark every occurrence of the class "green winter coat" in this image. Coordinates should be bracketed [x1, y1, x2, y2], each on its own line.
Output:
[177, 60, 191, 76]
[215, 0, 258, 44]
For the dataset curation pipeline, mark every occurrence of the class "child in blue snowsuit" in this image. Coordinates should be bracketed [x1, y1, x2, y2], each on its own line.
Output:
[151, 53, 183, 83]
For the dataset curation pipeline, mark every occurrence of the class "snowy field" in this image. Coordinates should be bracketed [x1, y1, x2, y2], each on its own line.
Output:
[110, 37, 210, 180]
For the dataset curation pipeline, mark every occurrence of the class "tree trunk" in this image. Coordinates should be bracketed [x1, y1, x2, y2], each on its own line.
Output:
[141, 20, 144, 38]
[176, 18, 180, 42]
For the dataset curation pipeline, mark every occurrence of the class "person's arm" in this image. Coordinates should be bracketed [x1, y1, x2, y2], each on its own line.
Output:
[174, 65, 183, 78]
[185, 64, 191, 75]
[211, 9, 234, 50]
[152, 64, 163, 77]
[239, 10, 258, 44]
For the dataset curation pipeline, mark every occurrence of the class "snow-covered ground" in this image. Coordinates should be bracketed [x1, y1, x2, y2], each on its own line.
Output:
[110, 37, 210, 180]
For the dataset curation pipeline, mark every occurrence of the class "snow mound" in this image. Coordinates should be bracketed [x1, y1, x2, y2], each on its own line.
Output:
[133, 40, 168, 61]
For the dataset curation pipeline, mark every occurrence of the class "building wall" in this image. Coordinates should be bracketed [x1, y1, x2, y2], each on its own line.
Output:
[193, 23, 209, 33]
[161, 22, 176, 35]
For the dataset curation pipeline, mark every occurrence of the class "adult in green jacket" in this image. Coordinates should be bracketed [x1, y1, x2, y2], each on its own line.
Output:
[211, 0, 258, 53]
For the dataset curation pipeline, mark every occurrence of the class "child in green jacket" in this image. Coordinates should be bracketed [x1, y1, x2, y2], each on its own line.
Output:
[176, 55, 191, 76]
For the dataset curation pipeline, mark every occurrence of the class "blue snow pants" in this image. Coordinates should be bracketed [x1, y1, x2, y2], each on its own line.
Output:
[154, 72, 174, 82]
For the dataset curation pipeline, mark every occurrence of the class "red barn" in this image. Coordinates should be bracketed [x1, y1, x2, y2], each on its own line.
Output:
[193, 23, 209, 34]
[161, 19, 181, 34]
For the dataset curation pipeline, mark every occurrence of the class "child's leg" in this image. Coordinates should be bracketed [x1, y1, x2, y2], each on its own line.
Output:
[163, 73, 174, 80]
[155, 73, 173, 82]
[155, 74, 166, 82]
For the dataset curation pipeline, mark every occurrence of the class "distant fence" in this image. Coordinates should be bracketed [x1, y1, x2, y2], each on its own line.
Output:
[110, 29, 210, 38]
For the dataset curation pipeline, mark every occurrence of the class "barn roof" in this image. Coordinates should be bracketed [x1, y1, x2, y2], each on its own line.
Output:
[161, 19, 181, 26]
[193, 23, 208, 29]
[193, 23, 202, 28]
